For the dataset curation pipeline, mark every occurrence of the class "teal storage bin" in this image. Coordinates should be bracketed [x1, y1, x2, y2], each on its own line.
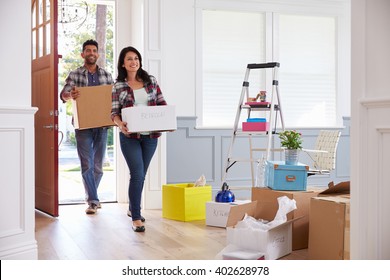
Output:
[247, 118, 266, 122]
[265, 161, 308, 191]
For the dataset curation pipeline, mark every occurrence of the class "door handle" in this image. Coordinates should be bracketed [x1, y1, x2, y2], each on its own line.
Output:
[43, 124, 54, 130]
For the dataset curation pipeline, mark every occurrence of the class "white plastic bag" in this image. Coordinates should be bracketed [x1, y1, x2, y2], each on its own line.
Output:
[255, 155, 266, 187]
[233, 195, 296, 230]
[193, 174, 206, 187]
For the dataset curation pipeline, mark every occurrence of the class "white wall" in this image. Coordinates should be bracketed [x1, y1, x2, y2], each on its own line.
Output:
[0, 0, 38, 259]
[115, 0, 169, 208]
[162, 0, 196, 116]
[1, 1, 31, 107]
[351, 0, 390, 259]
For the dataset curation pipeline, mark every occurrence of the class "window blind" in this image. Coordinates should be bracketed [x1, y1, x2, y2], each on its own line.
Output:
[202, 10, 266, 127]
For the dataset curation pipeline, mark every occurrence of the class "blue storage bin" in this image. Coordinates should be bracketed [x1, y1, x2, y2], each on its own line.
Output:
[247, 118, 266, 122]
[265, 161, 308, 191]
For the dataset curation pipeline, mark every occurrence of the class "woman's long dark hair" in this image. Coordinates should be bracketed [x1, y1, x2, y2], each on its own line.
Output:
[116, 46, 151, 84]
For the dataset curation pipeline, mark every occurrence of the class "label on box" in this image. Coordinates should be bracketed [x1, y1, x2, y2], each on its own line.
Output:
[206, 200, 251, 228]
[121, 105, 177, 133]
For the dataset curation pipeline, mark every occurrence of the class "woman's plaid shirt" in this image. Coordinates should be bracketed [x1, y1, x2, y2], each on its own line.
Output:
[111, 75, 168, 139]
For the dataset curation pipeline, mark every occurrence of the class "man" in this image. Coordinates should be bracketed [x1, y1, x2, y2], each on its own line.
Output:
[60, 39, 113, 214]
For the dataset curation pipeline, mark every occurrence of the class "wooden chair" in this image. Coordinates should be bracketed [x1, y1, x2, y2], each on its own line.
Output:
[302, 130, 341, 176]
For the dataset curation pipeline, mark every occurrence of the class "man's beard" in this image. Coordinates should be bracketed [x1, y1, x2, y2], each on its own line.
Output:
[85, 56, 97, 65]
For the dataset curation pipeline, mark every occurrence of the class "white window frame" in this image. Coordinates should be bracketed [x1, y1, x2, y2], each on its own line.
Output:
[195, 0, 350, 129]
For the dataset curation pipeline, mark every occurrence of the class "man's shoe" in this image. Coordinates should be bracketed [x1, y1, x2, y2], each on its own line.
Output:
[85, 203, 98, 214]
[97, 202, 102, 209]
[127, 210, 146, 222]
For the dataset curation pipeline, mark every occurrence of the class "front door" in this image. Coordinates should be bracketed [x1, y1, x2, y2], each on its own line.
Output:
[32, 0, 59, 216]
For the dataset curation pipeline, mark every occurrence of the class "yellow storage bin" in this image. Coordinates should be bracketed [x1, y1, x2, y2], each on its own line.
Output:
[162, 183, 212, 221]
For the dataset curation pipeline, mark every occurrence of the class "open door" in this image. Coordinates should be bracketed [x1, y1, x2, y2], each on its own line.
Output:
[32, 0, 59, 216]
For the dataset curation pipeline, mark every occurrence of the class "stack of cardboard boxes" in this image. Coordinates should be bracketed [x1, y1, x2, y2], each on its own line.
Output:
[161, 164, 350, 260]
[213, 160, 317, 259]
[218, 160, 350, 260]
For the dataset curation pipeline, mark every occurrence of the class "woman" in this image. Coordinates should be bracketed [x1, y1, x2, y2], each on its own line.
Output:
[111, 46, 168, 232]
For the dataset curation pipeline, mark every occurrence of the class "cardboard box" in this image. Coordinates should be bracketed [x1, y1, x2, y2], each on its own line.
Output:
[121, 105, 177, 133]
[206, 200, 252, 228]
[319, 181, 350, 196]
[72, 85, 114, 129]
[225, 201, 299, 260]
[251, 187, 321, 250]
[162, 183, 212, 221]
[308, 181, 350, 260]
[265, 161, 308, 191]
[308, 196, 350, 259]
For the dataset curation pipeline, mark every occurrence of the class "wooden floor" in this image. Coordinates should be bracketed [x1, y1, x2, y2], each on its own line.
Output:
[35, 202, 308, 260]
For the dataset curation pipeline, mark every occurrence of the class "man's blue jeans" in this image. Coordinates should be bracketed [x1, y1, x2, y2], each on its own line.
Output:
[120, 133, 158, 221]
[75, 127, 108, 205]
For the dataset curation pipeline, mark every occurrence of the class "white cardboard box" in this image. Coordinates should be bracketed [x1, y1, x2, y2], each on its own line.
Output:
[121, 105, 177, 133]
[206, 200, 252, 228]
[225, 201, 299, 260]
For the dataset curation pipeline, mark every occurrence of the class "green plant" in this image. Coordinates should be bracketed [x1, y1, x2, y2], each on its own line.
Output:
[278, 130, 303, 150]
[68, 132, 76, 146]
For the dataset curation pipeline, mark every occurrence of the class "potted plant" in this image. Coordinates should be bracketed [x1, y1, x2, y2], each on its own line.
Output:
[278, 130, 303, 165]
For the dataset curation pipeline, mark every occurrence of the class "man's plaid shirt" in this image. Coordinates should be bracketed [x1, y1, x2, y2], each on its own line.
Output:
[60, 65, 113, 103]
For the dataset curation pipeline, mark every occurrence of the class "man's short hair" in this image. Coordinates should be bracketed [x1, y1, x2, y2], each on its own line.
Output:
[82, 39, 99, 51]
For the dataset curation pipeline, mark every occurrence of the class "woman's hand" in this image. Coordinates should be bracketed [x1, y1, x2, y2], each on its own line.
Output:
[119, 121, 130, 135]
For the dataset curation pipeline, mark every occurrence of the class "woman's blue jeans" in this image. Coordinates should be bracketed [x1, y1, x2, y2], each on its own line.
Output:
[120, 133, 158, 221]
[75, 127, 108, 205]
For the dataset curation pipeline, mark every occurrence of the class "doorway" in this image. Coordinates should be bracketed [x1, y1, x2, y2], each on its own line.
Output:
[57, 0, 116, 205]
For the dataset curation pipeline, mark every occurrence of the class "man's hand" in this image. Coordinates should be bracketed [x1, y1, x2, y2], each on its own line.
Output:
[70, 86, 80, 100]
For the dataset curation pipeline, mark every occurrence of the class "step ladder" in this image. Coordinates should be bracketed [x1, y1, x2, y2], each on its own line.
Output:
[222, 62, 285, 187]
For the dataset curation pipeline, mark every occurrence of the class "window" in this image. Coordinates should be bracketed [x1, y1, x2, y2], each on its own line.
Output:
[279, 15, 336, 127]
[198, 1, 348, 128]
[202, 10, 266, 127]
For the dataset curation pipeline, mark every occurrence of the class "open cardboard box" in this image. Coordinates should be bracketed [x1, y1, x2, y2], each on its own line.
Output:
[225, 201, 301, 260]
[319, 181, 350, 196]
[251, 187, 321, 250]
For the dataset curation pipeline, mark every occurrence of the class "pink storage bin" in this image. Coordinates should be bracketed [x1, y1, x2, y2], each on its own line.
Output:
[242, 122, 269, 131]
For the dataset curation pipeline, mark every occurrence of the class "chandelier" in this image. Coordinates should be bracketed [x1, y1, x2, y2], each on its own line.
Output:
[59, 0, 89, 34]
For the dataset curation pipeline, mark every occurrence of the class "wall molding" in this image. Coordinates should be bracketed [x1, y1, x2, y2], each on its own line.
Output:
[360, 97, 390, 108]
[0, 106, 38, 114]
[0, 241, 38, 260]
[0, 128, 25, 239]
[0, 107, 38, 259]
